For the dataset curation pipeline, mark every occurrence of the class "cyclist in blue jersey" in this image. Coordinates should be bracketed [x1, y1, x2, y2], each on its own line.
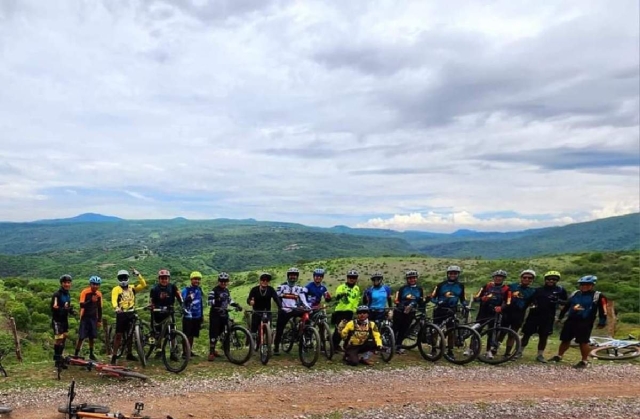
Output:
[431, 265, 468, 323]
[305, 268, 332, 308]
[393, 270, 426, 354]
[363, 272, 392, 323]
[182, 271, 205, 357]
[501, 269, 537, 358]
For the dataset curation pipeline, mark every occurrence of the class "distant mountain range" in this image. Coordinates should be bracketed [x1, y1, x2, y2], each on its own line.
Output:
[0, 212, 637, 275]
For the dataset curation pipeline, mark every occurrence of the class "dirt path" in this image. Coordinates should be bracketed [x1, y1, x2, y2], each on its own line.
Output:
[13, 371, 640, 419]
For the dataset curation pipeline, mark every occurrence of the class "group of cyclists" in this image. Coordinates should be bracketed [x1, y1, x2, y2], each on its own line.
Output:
[50, 264, 607, 370]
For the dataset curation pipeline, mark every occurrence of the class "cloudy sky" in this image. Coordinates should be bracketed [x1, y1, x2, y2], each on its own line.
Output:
[0, 0, 638, 232]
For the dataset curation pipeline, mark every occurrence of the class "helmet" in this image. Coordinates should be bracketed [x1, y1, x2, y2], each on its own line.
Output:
[520, 269, 536, 278]
[89, 276, 102, 285]
[370, 272, 383, 281]
[492, 270, 508, 278]
[218, 272, 230, 282]
[356, 305, 369, 314]
[446, 265, 462, 274]
[544, 270, 562, 280]
[158, 269, 171, 278]
[259, 272, 272, 281]
[286, 267, 299, 276]
[347, 269, 359, 278]
[189, 271, 202, 280]
[578, 275, 597, 284]
[405, 270, 419, 279]
[313, 268, 325, 277]
[59, 274, 73, 283]
[117, 270, 130, 278]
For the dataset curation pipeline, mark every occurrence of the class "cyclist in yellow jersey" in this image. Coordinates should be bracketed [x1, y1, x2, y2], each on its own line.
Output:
[110, 268, 147, 365]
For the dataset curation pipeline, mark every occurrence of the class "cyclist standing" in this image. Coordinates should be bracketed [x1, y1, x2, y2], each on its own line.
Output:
[331, 269, 361, 352]
[393, 270, 426, 354]
[520, 270, 568, 362]
[340, 306, 382, 366]
[110, 268, 147, 365]
[207, 272, 243, 361]
[473, 270, 510, 360]
[551, 275, 607, 368]
[273, 267, 311, 356]
[182, 271, 205, 357]
[150, 269, 184, 359]
[51, 274, 75, 369]
[74, 276, 103, 360]
[501, 269, 536, 358]
[305, 268, 332, 308]
[247, 272, 281, 346]
[431, 265, 467, 324]
[363, 272, 392, 323]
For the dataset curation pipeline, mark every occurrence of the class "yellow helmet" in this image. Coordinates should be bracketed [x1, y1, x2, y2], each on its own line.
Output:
[190, 271, 203, 280]
[544, 270, 561, 280]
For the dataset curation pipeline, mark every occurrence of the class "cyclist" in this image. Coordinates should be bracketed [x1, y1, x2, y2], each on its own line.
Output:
[207, 272, 243, 361]
[247, 272, 282, 347]
[273, 267, 311, 356]
[340, 306, 382, 366]
[500, 269, 537, 358]
[431, 265, 468, 324]
[182, 271, 205, 357]
[363, 272, 392, 323]
[110, 268, 147, 365]
[51, 274, 75, 369]
[550, 275, 607, 368]
[393, 270, 426, 354]
[149, 269, 184, 360]
[473, 270, 511, 360]
[305, 268, 332, 308]
[74, 276, 103, 360]
[331, 269, 362, 352]
[520, 270, 568, 362]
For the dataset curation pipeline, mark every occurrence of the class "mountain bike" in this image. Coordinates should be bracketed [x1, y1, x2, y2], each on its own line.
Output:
[434, 306, 481, 365]
[588, 335, 640, 360]
[281, 308, 321, 368]
[145, 307, 190, 373]
[309, 306, 334, 360]
[106, 307, 150, 368]
[470, 311, 521, 365]
[396, 307, 445, 361]
[62, 380, 174, 419]
[370, 308, 396, 363]
[212, 308, 255, 365]
[246, 310, 274, 365]
[57, 355, 148, 381]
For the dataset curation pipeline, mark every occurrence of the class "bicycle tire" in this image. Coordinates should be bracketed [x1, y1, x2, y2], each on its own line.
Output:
[259, 323, 273, 365]
[134, 324, 147, 368]
[102, 368, 149, 380]
[162, 330, 190, 373]
[477, 327, 521, 365]
[590, 345, 640, 360]
[224, 325, 254, 365]
[298, 326, 321, 368]
[319, 321, 334, 360]
[400, 318, 420, 350]
[0, 406, 12, 414]
[282, 318, 297, 353]
[417, 322, 446, 362]
[443, 325, 481, 365]
[58, 404, 111, 413]
[379, 325, 396, 363]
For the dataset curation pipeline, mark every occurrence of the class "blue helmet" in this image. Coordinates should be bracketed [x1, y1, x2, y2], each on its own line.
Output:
[89, 275, 102, 285]
[313, 268, 325, 277]
[578, 275, 597, 284]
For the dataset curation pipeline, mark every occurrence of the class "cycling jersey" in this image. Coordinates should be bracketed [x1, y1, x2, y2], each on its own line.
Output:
[150, 283, 181, 309]
[334, 284, 361, 312]
[395, 285, 425, 311]
[364, 284, 392, 310]
[79, 287, 102, 321]
[276, 282, 310, 312]
[431, 280, 466, 308]
[474, 281, 510, 308]
[559, 290, 607, 324]
[505, 282, 536, 311]
[341, 319, 382, 347]
[111, 275, 147, 311]
[528, 285, 568, 317]
[182, 285, 204, 319]
[247, 285, 281, 311]
[305, 281, 331, 307]
[208, 285, 241, 314]
[51, 287, 72, 323]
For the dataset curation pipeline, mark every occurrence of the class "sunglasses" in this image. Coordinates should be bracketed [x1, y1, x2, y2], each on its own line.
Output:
[545, 278, 559, 281]
[159, 276, 170, 280]
[260, 278, 270, 282]
[522, 276, 534, 280]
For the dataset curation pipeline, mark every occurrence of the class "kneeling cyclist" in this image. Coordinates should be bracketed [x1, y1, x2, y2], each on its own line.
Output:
[340, 306, 382, 366]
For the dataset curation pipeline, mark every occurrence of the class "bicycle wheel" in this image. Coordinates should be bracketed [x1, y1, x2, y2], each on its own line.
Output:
[590, 345, 640, 360]
[259, 323, 273, 365]
[443, 325, 481, 365]
[417, 323, 446, 362]
[379, 325, 396, 363]
[298, 326, 321, 368]
[0, 406, 12, 414]
[400, 319, 420, 350]
[133, 324, 147, 368]
[319, 321, 334, 360]
[162, 329, 190, 373]
[103, 368, 149, 380]
[477, 327, 521, 365]
[224, 325, 254, 365]
[282, 318, 297, 353]
[58, 404, 111, 413]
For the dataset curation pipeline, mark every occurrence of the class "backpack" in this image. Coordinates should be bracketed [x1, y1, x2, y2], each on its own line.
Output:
[569, 290, 601, 303]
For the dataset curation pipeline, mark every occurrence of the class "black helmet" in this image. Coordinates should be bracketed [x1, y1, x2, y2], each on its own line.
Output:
[59, 274, 73, 283]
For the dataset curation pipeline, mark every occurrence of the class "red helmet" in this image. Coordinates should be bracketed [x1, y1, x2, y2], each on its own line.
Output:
[158, 269, 171, 278]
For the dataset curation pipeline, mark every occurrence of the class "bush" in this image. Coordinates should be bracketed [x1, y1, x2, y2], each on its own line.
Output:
[618, 312, 640, 324]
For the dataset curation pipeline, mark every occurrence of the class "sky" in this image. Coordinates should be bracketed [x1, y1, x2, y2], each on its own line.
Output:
[0, 0, 638, 232]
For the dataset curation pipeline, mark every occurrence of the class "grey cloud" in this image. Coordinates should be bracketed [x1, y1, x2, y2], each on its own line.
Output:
[350, 167, 455, 176]
[147, 0, 283, 22]
[256, 142, 409, 159]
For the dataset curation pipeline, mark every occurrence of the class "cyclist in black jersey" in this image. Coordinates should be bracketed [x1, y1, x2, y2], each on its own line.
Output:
[51, 274, 74, 369]
[247, 273, 282, 345]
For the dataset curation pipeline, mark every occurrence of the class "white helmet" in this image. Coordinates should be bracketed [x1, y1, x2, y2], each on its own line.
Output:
[117, 269, 130, 287]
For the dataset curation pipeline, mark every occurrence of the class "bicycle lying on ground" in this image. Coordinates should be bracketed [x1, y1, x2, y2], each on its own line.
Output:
[145, 307, 191, 373]
[57, 355, 149, 381]
[281, 308, 321, 368]
[62, 380, 173, 419]
[587, 335, 640, 360]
